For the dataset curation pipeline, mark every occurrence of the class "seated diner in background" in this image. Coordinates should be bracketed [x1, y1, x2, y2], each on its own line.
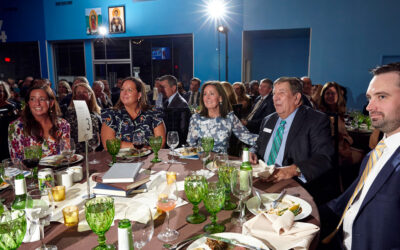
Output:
[64, 82, 102, 154]
[186, 81, 258, 153]
[101, 77, 166, 149]
[8, 82, 71, 161]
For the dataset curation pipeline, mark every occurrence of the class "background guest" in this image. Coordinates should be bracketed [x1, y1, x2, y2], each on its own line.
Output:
[101, 77, 166, 149]
[233, 82, 251, 118]
[185, 77, 201, 107]
[93, 80, 113, 109]
[8, 83, 70, 160]
[64, 83, 102, 153]
[187, 81, 257, 153]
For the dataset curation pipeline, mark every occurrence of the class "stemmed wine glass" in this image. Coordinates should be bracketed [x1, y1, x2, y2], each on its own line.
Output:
[231, 168, 252, 225]
[218, 164, 237, 210]
[149, 136, 162, 163]
[196, 146, 207, 170]
[203, 180, 225, 234]
[106, 138, 121, 164]
[25, 188, 57, 250]
[89, 132, 101, 164]
[166, 131, 179, 164]
[157, 177, 179, 242]
[0, 210, 27, 250]
[60, 138, 75, 169]
[23, 145, 42, 189]
[132, 132, 146, 162]
[201, 137, 214, 167]
[85, 196, 115, 250]
[184, 173, 207, 224]
[131, 206, 154, 249]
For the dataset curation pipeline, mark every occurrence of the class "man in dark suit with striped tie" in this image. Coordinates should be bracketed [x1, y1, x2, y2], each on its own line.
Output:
[249, 77, 334, 204]
[320, 63, 400, 250]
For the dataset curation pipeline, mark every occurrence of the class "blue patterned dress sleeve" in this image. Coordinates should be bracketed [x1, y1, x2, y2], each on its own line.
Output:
[230, 112, 258, 146]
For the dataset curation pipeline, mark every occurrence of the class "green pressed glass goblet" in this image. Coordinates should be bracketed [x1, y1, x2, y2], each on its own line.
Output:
[85, 197, 115, 250]
[106, 138, 121, 164]
[201, 137, 214, 155]
[184, 174, 207, 224]
[203, 181, 225, 234]
[149, 136, 162, 163]
[218, 165, 237, 210]
[0, 210, 27, 250]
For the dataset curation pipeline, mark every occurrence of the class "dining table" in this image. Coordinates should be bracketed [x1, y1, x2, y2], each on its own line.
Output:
[2, 149, 321, 250]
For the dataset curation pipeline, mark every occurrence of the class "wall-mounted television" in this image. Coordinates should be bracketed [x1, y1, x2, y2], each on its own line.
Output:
[151, 47, 170, 60]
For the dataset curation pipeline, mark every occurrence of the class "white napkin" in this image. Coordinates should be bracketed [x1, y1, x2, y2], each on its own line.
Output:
[242, 211, 319, 250]
[254, 160, 275, 178]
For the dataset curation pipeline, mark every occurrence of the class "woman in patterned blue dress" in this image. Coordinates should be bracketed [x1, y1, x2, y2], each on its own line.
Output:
[101, 77, 166, 149]
[187, 81, 257, 153]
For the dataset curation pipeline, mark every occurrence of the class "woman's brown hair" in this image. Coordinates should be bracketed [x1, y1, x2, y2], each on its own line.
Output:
[22, 82, 62, 142]
[199, 81, 232, 118]
[318, 81, 346, 115]
[114, 77, 149, 111]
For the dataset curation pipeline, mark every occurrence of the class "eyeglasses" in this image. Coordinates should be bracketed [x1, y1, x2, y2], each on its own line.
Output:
[29, 97, 49, 103]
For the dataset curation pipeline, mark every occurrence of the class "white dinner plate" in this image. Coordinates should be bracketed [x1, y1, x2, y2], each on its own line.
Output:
[0, 182, 10, 190]
[39, 154, 84, 167]
[173, 147, 199, 157]
[187, 232, 269, 250]
[246, 193, 312, 221]
[117, 148, 152, 159]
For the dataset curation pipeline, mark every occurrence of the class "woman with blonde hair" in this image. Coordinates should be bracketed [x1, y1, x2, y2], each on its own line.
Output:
[232, 82, 251, 117]
[64, 82, 102, 153]
[57, 80, 72, 103]
[101, 77, 166, 149]
[221, 81, 237, 105]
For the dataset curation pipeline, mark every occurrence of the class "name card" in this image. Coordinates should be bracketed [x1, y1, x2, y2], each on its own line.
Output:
[73, 100, 93, 142]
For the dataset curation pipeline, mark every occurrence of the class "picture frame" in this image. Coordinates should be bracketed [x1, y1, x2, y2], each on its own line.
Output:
[85, 8, 102, 35]
[108, 6, 125, 34]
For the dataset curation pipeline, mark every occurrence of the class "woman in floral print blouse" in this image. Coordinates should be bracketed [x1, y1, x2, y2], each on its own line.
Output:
[8, 82, 71, 161]
[101, 77, 166, 149]
[187, 81, 258, 153]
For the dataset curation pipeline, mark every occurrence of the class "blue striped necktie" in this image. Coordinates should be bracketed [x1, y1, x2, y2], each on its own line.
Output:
[267, 120, 286, 165]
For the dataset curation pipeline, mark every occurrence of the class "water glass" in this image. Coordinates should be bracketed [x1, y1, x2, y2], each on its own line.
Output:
[203, 181, 225, 234]
[85, 196, 115, 250]
[106, 138, 121, 164]
[157, 178, 179, 242]
[231, 168, 252, 225]
[184, 174, 207, 224]
[131, 206, 154, 249]
[149, 136, 162, 163]
[0, 210, 27, 250]
[89, 132, 101, 164]
[166, 131, 179, 164]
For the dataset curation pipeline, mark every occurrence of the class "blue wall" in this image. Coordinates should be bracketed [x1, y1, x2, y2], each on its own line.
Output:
[243, 0, 400, 109]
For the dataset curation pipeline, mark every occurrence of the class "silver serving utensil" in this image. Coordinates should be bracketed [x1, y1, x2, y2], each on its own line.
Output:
[163, 233, 204, 249]
[272, 189, 286, 209]
[254, 190, 267, 211]
[204, 234, 263, 250]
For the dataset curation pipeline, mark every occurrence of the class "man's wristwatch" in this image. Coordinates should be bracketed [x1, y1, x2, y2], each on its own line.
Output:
[296, 166, 301, 176]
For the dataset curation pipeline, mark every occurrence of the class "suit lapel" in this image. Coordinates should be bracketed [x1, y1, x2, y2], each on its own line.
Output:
[358, 146, 400, 213]
[260, 114, 279, 157]
[284, 106, 306, 158]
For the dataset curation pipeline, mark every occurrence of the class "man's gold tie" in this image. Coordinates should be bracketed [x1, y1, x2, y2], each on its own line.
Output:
[322, 140, 386, 244]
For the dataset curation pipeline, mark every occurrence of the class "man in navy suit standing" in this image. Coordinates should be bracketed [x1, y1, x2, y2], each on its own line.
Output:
[159, 75, 191, 147]
[241, 78, 276, 134]
[321, 63, 400, 249]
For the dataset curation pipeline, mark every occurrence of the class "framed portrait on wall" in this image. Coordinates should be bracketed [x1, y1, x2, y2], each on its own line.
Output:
[85, 8, 102, 35]
[108, 6, 125, 34]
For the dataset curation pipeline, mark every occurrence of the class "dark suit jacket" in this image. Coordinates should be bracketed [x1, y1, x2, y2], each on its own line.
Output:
[323, 146, 400, 250]
[246, 94, 275, 134]
[183, 91, 200, 106]
[163, 93, 191, 147]
[253, 105, 334, 183]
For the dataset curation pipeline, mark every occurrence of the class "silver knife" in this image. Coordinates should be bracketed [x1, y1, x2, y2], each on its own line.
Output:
[205, 234, 265, 250]
[272, 189, 286, 209]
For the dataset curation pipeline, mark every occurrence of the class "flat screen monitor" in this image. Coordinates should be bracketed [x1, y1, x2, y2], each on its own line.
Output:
[151, 47, 170, 60]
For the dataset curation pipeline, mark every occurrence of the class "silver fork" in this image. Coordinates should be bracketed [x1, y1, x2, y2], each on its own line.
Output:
[163, 233, 204, 249]
[254, 190, 267, 211]
[272, 189, 286, 209]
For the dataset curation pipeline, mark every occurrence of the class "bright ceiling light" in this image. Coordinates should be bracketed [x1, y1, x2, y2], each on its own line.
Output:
[98, 26, 108, 36]
[207, 0, 226, 19]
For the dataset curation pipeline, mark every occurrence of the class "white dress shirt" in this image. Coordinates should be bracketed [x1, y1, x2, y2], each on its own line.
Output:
[343, 131, 400, 249]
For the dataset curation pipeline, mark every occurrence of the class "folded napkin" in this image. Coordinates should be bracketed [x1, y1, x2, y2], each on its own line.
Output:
[242, 211, 319, 250]
[253, 160, 275, 178]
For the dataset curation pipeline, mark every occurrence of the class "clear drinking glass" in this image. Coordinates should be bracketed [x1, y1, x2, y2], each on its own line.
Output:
[166, 131, 179, 164]
[157, 178, 179, 242]
[60, 138, 75, 169]
[131, 206, 154, 249]
[25, 188, 57, 250]
[231, 168, 253, 225]
[89, 132, 101, 164]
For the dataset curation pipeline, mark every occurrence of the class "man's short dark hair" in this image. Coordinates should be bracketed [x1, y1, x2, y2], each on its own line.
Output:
[371, 62, 400, 76]
[250, 80, 259, 87]
[274, 77, 303, 95]
[191, 77, 201, 85]
[260, 78, 273, 88]
[159, 75, 178, 87]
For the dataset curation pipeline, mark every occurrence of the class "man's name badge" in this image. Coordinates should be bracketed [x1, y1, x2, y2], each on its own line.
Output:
[263, 128, 272, 133]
